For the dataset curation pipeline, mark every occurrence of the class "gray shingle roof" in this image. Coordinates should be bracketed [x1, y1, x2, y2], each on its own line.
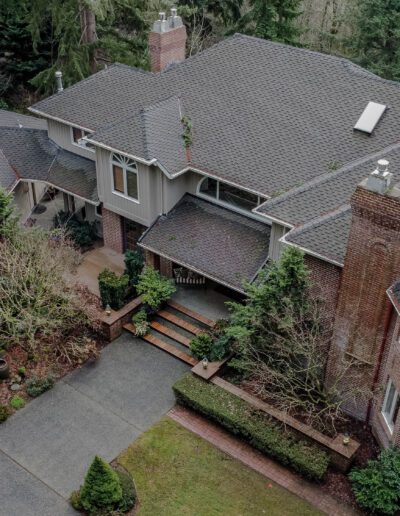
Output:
[284, 205, 351, 265]
[0, 109, 47, 130]
[139, 194, 270, 292]
[256, 144, 400, 226]
[31, 34, 400, 197]
[0, 127, 98, 202]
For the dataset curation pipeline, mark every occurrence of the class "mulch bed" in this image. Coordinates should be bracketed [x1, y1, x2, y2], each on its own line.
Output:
[0, 287, 108, 411]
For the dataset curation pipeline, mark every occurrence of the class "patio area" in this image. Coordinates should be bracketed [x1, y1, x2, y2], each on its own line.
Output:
[70, 246, 125, 296]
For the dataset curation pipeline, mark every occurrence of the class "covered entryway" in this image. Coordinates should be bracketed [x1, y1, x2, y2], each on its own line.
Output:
[138, 194, 271, 295]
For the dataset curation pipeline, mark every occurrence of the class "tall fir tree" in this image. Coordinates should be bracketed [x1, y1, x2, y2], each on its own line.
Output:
[352, 0, 400, 81]
[238, 0, 302, 45]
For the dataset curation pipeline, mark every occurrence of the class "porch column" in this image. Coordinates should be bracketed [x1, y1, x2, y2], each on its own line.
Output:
[102, 207, 124, 254]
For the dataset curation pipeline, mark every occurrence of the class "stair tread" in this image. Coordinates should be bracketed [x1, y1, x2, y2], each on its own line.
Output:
[167, 300, 216, 327]
[142, 333, 197, 366]
[149, 321, 191, 347]
[158, 310, 203, 335]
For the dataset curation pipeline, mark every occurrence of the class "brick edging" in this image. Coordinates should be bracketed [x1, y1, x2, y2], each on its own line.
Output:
[168, 406, 358, 516]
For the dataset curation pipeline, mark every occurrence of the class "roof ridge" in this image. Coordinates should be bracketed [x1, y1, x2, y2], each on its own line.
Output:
[256, 142, 400, 213]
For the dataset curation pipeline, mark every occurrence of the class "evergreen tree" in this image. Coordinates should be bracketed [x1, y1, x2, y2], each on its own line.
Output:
[238, 0, 302, 45]
[351, 0, 400, 81]
[80, 456, 123, 514]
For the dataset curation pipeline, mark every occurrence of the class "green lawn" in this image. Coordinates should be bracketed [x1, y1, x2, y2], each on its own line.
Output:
[118, 417, 322, 516]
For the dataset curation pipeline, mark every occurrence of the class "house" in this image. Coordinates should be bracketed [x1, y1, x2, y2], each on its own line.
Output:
[2, 9, 400, 448]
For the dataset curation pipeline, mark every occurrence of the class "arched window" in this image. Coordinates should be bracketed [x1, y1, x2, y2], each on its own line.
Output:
[197, 176, 265, 213]
[111, 153, 139, 201]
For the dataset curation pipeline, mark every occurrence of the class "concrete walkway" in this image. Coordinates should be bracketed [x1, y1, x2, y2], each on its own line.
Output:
[169, 406, 358, 516]
[0, 334, 188, 515]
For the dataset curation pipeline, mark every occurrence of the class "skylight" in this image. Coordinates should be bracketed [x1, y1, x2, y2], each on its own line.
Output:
[354, 101, 386, 134]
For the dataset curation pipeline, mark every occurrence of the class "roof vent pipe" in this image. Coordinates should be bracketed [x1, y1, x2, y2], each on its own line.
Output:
[55, 71, 63, 93]
[365, 159, 393, 194]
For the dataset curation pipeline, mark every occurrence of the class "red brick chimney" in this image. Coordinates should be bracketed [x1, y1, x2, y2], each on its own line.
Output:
[148, 8, 187, 73]
[327, 159, 400, 420]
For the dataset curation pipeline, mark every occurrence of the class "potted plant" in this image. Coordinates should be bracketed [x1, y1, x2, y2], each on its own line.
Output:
[0, 358, 10, 380]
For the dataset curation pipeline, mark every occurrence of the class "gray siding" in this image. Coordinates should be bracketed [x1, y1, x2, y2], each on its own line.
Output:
[47, 119, 95, 161]
[269, 222, 287, 261]
[95, 147, 163, 227]
[162, 170, 202, 213]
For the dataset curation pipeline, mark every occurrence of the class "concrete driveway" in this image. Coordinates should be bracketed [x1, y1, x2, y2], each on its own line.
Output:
[0, 334, 188, 515]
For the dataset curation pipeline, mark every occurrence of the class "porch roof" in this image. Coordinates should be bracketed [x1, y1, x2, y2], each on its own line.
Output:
[0, 126, 98, 203]
[139, 194, 271, 293]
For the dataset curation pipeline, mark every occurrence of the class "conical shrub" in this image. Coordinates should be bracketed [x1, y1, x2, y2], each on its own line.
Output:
[80, 456, 122, 514]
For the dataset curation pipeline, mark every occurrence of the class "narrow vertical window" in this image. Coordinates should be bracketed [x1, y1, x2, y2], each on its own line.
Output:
[382, 379, 400, 433]
[113, 165, 124, 193]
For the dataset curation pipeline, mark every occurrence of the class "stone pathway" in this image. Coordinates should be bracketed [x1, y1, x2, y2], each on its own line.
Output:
[168, 406, 358, 516]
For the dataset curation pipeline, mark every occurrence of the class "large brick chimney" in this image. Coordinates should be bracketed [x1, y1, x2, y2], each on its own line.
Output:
[327, 159, 400, 420]
[148, 8, 187, 72]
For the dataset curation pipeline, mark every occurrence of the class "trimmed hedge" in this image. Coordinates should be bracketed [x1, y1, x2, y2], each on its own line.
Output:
[98, 269, 129, 310]
[173, 374, 329, 480]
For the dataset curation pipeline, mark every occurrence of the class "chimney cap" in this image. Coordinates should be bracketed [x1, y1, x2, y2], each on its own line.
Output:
[365, 158, 393, 194]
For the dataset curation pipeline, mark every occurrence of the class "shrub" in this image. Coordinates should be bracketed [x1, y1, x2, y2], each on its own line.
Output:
[0, 404, 10, 423]
[124, 250, 144, 290]
[69, 490, 83, 511]
[17, 366, 26, 378]
[173, 374, 329, 480]
[10, 396, 25, 410]
[115, 468, 136, 512]
[53, 210, 96, 248]
[136, 266, 176, 311]
[80, 456, 123, 515]
[349, 447, 400, 515]
[26, 374, 55, 397]
[132, 309, 149, 337]
[98, 269, 129, 310]
[210, 334, 231, 361]
[190, 333, 214, 360]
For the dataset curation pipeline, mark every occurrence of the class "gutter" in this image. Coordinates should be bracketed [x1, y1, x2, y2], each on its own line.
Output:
[279, 233, 344, 268]
[28, 108, 94, 133]
[23, 178, 99, 206]
[81, 137, 157, 167]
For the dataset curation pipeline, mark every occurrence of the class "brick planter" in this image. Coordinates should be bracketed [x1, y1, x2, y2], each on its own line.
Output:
[99, 296, 142, 341]
[210, 376, 360, 472]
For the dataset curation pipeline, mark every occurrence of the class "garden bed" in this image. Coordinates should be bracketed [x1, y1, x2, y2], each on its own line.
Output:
[173, 373, 330, 480]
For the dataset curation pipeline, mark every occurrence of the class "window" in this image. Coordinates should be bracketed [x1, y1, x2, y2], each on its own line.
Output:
[382, 379, 400, 433]
[111, 153, 139, 201]
[199, 177, 217, 198]
[71, 126, 94, 151]
[197, 176, 266, 213]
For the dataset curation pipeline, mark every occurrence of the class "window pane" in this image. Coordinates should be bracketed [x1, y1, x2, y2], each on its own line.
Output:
[113, 165, 124, 193]
[384, 382, 396, 416]
[199, 177, 217, 197]
[126, 170, 138, 199]
[72, 127, 83, 143]
[219, 182, 258, 211]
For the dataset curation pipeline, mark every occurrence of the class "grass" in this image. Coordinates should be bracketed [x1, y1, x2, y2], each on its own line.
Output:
[118, 417, 322, 516]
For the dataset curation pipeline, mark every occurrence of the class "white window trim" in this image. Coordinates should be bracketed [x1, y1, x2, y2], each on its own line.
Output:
[111, 153, 140, 204]
[196, 177, 268, 221]
[382, 379, 399, 434]
[70, 126, 95, 153]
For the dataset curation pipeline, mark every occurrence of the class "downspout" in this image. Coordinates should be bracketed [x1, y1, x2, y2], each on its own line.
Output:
[366, 299, 393, 423]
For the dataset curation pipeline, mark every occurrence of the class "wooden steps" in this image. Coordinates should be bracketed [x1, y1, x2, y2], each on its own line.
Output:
[149, 321, 191, 347]
[167, 300, 216, 328]
[124, 323, 197, 366]
[158, 310, 203, 335]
